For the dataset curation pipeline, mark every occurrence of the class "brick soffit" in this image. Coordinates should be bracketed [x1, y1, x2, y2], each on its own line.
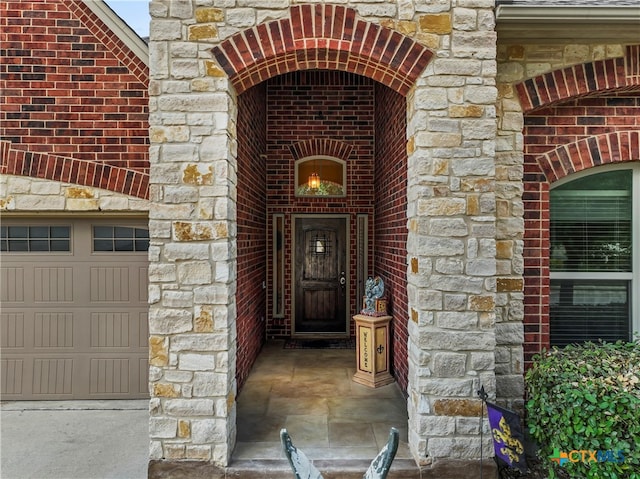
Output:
[211, 4, 433, 96]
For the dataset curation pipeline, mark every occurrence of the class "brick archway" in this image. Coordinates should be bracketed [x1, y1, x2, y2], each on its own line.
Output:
[516, 45, 640, 112]
[212, 4, 433, 96]
[0, 141, 149, 199]
[538, 131, 640, 183]
[288, 138, 354, 161]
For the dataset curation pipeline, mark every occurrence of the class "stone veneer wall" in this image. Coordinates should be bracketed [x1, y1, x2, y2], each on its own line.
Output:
[148, 0, 238, 465]
[0, 175, 148, 213]
[148, 0, 500, 471]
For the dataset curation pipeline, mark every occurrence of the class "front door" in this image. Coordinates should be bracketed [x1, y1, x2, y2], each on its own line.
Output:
[294, 216, 348, 335]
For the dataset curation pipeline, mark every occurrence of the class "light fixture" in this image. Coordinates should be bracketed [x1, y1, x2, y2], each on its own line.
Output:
[308, 172, 320, 189]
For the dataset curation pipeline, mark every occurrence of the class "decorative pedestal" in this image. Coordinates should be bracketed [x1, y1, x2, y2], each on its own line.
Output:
[353, 314, 394, 388]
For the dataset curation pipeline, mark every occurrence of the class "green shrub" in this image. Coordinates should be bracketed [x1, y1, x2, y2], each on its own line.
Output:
[525, 340, 640, 479]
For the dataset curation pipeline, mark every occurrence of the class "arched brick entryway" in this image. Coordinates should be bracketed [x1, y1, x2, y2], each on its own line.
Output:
[218, 2, 434, 467]
[516, 46, 640, 112]
[227, 4, 432, 403]
[149, 1, 501, 474]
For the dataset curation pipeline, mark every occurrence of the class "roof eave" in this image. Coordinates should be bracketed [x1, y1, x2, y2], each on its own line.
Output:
[495, 5, 640, 24]
[82, 0, 149, 66]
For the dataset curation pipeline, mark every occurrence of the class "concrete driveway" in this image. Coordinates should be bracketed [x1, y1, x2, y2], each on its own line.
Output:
[1, 400, 148, 479]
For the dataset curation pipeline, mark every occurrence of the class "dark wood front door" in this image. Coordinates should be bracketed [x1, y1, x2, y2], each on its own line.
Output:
[294, 216, 348, 335]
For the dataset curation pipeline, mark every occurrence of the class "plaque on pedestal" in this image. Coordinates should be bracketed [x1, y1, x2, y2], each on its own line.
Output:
[353, 314, 394, 388]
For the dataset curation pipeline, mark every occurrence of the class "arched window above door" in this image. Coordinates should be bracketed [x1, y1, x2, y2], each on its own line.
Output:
[295, 157, 346, 197]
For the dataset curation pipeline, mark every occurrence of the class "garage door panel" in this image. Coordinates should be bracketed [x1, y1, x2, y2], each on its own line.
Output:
[88, 355, 148, 397]
[34, 312, 74, 348]
[89, 310, 149, 350]
[32, 358, 74, 396]
[91, 312, 131, 348]
[139, 358, 149, 395]
[34, 267, 73, 302]
[1, 266, 25, 302]
[1, 218, 149, 400]
[138, 311, 149, 348]
[1, 359, 24, 395]
[138, 266, 148, 302]
[90, 358, 131, 395]
[1, 312, 25, 349]
[90, 266, 130, 302]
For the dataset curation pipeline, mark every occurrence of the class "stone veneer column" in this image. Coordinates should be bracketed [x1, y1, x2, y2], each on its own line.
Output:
[148, 0, 237, 467]
[494, 42, 526, 413]
[405, 0, 498, 467]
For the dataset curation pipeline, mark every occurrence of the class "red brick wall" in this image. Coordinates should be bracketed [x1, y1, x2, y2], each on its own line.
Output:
[0, 0, 149, 195]
[523, 93, 640, 365]
[236, 84, 268, 388]
[374, 83, 409, 392]
[265, 70, 376, 337]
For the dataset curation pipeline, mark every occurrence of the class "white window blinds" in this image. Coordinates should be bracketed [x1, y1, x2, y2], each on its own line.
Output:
[549, 169, 633, 346]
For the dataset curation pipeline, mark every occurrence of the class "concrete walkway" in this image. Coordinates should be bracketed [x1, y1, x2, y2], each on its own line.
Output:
[1, 400, 149, 479]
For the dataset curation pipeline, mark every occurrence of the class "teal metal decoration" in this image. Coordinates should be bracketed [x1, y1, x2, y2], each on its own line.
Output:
[363, 427, 400, 479]
[280, 429, 323, 479]
[280, 427, 399, 479]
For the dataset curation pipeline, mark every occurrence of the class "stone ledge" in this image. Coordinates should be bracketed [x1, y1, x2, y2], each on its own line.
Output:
[149, 458, 496, 478]
[421, 459, 497, 478]
[149, 459, 224, 479]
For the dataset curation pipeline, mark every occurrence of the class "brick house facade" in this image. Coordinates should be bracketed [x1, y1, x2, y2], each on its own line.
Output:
[1, 0, 639, 477]
[1, 0, 149, 200]
[1, 0, 151, 401]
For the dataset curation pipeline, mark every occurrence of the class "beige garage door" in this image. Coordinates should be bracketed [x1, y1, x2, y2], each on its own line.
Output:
[1, 218, 149, 400]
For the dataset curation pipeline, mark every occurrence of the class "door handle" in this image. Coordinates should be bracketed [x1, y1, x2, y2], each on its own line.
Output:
[339, 272, 346, 288]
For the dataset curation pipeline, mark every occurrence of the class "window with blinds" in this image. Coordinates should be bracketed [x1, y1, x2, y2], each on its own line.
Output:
[550, 280, 630, 347]
[551, 170, 631, 272]
[549, 169, 633, 346]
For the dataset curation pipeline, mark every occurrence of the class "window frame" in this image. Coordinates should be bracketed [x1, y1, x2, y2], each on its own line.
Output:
[91, 225, 150, 254]
[549, 164, 639, 343]
[272, 214, 285, 318]
[0, 224, 73, 254]
[294, 156, 347, 198]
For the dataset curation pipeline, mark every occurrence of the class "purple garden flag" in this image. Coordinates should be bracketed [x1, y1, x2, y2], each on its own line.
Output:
[486, 402, 527, 473]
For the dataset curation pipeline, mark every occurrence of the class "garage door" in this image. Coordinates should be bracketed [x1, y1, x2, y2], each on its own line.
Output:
[1, 218, 149, 400]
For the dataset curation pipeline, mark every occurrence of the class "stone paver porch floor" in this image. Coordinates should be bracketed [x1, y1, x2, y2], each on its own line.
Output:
[230, 340, 419, 477]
